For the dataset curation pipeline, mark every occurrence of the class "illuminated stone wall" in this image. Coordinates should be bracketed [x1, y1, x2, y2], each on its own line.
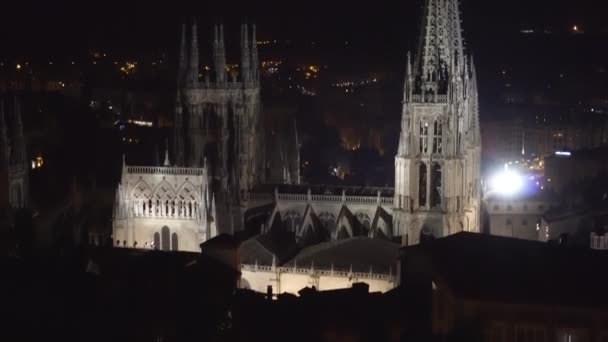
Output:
[112, 163, 217, 252]
[239, 264, 397, 296]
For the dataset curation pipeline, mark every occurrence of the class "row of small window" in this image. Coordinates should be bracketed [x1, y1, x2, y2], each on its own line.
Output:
[493, 204, 544, 212]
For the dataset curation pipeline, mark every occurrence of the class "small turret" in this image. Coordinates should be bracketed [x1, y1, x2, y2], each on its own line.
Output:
[163, 139, 171, 166]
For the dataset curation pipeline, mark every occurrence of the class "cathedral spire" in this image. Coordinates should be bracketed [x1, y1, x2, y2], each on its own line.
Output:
[241, 23, 251, 83]
[174, 90, 185, 166]
[187, 20, 199, 87]
[213, 23, 227, 84]
[178, 23, 187, 87]
[251, 24, 259, 83]
[415, 0, 465, 90]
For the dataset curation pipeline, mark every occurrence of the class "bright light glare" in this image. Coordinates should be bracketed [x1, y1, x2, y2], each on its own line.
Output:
[490, 170, 523, 196]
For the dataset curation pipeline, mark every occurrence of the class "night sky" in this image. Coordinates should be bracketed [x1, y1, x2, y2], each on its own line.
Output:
[0, 0, 606, 56]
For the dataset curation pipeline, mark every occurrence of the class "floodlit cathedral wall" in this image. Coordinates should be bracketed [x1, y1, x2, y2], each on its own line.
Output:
[239, 265, 397, 296]
[112, 163, 217, 252]
[247, 189, 395, 241]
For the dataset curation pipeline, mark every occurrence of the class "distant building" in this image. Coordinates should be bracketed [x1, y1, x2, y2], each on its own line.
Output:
[482, 111, 607, 164]
[485, 192, 557, 240]
[538, 208, 608, 246]
[545, 147, 608, 195]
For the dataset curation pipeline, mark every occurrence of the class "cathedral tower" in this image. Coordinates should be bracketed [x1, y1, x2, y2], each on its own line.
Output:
[175, 21, 263, 233]
[393, 0, 481, 245]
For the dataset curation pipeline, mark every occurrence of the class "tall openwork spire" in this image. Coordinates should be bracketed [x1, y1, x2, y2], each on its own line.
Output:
[414, 0, 465, 92]
[187, 20, 199, 87]
[394, 0, 481, 244]
[251, 24, 259, 83]
[241, 23, 251, 83]
[178, 23, 187, 86]
[213, 23, 227, 83]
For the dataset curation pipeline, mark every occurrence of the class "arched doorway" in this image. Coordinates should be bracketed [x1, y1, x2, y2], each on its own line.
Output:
[171, 233, 179, 251]
[161, 226, 170, 251]
[153, 232, 160, 250]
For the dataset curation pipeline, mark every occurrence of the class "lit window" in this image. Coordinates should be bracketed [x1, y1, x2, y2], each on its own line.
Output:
[420, 120, 429, 153]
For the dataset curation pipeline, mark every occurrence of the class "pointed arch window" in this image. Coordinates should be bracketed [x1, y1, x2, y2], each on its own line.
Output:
[419, 120, 429, 153]
[153, 233, 160, 249]
[161, 226, 170, 251]
[433, 119, 443, 153]
[431, 163, 442, 208]
[171, 233, 179, 251]
[419, 163, 427, 207]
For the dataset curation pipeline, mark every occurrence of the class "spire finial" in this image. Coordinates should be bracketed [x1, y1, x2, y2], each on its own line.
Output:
[164, 138, 170, 166]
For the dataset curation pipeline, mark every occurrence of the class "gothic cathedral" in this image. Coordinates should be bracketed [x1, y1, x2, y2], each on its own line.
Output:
[393, 0, 482, 245]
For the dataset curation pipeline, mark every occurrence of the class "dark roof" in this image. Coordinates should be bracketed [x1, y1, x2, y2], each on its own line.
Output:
[285, 237, 400, 274]
[200, 234, 240, 250]
[239, 231, 300, 265]
[403, 232, 608, 309]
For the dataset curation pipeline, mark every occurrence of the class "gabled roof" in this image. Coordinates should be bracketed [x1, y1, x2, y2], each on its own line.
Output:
[403, 232, 608, 309]
[370, 206, 393, 238]
[297, 204, 329, 247]
[333, 205, 360, 240]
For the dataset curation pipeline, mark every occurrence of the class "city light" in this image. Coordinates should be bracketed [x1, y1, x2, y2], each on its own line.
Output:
[489, 169, 523, 196]
[555, 151, 571, 156]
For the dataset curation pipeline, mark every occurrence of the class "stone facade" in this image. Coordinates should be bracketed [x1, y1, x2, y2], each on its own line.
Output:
[486, 195, 555, 240]
[240, 264, 396, 296]
[112, 161, 217, 252]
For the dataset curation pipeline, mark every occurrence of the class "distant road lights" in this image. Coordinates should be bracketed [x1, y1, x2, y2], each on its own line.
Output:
[490, 169, 523, 196]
